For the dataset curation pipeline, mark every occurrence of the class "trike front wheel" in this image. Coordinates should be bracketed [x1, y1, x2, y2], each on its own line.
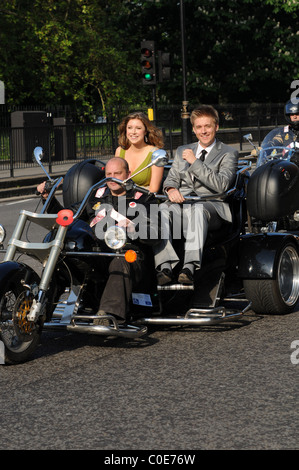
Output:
[0, 279, 42, 364]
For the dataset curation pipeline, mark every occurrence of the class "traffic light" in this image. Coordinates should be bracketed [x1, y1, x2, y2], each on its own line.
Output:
[141, 40, 156, 85]
[158, 51, 171, 82]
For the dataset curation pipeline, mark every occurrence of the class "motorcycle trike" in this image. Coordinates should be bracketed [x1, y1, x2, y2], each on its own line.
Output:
[2, 132, 299, 364]
[0, 145, 254, 364]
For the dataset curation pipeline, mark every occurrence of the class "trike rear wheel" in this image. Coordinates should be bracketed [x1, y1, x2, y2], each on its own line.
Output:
[243, 242, 299, 314]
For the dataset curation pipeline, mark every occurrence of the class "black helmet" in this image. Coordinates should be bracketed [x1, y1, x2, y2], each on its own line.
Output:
[63, 159, 105, 207]
[284, 100, 299, 131]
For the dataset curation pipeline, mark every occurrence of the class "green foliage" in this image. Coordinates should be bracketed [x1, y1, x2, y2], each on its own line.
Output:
[0, 0, 148, 113]
[0, 0, 298, 111]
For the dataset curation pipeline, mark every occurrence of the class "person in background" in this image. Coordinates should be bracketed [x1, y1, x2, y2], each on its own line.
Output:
[257, 100, 299, 165]
[115, 111, 164, 193]
[269, 100, 299, 147]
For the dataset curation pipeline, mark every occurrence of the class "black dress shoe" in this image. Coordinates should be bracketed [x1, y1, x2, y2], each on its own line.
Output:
[178, 268, 194, 285]
[157, 268, 174, 286]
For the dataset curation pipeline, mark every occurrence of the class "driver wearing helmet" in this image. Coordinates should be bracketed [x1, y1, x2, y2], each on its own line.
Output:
[285, 100, 299, 134]
[269, 100, 299, 147]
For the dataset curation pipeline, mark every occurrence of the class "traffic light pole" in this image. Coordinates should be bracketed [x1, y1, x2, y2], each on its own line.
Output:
[152, 86, 157, 121]
[180, 0, 192, 144]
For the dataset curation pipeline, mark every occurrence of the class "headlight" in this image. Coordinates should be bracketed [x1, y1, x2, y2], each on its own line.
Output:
[104, 226, 127, 250]
[0, 225, 6, 244]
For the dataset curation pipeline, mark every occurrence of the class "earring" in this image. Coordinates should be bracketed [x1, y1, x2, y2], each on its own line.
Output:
[144, 134, 148, 143]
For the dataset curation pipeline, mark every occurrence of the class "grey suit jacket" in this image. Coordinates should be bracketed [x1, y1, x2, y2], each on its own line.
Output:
[163, 140, 239, 223]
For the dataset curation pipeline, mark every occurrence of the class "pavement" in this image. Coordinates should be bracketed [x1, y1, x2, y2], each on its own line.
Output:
[0, 143, 254, 202]
[0, 158, 110, 202]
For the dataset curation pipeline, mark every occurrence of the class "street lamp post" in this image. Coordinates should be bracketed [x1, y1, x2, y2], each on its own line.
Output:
[180, 0, 192, 144]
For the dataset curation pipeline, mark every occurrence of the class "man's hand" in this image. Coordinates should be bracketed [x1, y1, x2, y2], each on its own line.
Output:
[167, 187, 185, 203]
[182, 148, 196, 164]
[36, 181, 49, 198]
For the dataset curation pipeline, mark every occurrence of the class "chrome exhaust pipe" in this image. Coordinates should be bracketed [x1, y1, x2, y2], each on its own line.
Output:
[66, 322, 147, 338]
[134, 303, 251, 326]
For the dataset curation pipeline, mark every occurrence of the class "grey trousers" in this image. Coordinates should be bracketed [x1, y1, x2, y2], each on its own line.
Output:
[153, 201, 223, 270]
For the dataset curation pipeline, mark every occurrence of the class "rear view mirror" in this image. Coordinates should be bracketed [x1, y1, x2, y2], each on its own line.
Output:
[33, 146, 53, 182]
[33, 146, 44, 163]
[151, 149, 169, 167]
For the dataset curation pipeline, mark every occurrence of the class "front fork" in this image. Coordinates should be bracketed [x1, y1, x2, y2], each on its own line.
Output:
[27, 224, 69, 321]
[4, 211, 69, 323]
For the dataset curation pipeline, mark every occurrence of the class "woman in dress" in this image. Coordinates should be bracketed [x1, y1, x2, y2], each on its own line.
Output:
[115, 112, 164, 193]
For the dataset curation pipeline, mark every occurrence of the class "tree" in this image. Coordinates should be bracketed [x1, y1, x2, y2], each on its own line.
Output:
[134, 0, 298, 104]
[0, 0, 298, 110]
[0, 0, 147, 112]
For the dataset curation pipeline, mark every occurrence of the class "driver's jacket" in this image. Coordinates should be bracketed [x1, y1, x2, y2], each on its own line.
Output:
[46, 186, 160, 244]
[268, 125, 298, 149]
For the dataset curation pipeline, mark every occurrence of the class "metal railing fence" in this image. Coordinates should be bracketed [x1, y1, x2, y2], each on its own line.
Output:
[0, 103, 286, 178]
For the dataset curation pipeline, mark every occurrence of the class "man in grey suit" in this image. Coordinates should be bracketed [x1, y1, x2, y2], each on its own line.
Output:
[154, 104, 239, 285]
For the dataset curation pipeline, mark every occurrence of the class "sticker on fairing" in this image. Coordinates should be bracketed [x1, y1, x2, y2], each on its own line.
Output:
[132, 293, 153, 307]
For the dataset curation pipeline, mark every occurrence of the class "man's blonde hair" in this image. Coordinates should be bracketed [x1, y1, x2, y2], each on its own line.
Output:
[190, 105, 219, 126]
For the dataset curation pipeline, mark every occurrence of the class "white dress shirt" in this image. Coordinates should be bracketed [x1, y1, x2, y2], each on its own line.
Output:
[195, 139, 217, 159]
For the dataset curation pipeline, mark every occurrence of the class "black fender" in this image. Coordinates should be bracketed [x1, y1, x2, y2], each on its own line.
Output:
[238, 232, 299, 279]
[0, 261, 40, 295]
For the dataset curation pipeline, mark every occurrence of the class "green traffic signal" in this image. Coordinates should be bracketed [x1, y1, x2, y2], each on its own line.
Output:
[140, 40, 156, 85]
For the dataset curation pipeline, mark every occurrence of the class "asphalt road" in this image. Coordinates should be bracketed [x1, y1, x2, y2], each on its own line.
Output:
[0, 197, 298, 452]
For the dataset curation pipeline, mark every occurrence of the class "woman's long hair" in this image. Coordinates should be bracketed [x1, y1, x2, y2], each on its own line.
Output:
[118, 112, 164, 149]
